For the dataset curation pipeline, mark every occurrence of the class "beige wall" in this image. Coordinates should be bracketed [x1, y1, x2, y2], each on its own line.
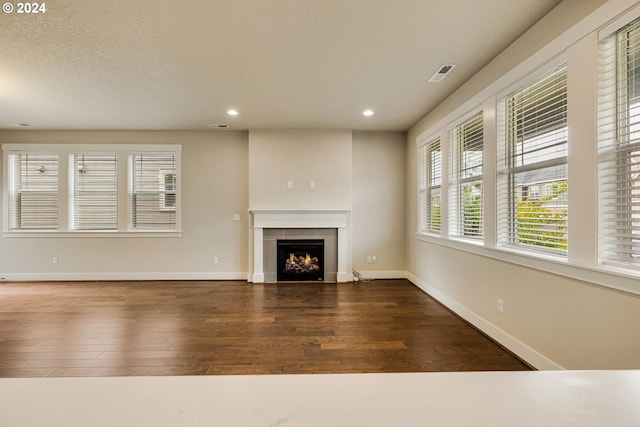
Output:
[1, 128, 408, 280]
[248, 129, 352, 211]
[0, 130, 249, 279]
[406, 0, 640, 369]
[352, 131, 406, 275]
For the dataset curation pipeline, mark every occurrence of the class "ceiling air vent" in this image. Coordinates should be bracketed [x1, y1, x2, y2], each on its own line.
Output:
[207, 123, 229, 129]
[428, 64, 456, 83]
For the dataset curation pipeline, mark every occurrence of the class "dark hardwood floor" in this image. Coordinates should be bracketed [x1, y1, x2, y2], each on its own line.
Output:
[0, 279, 530, 377]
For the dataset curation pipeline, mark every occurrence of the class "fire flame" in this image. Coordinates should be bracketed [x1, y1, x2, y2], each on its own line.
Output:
[305, 253, 311, 264]
[289, 253, 295, 263]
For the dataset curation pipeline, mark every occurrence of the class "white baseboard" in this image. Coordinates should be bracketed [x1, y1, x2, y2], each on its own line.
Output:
[355, 270, 408, 280]
[405, 272, 563, 371]
[0, 272, 248, 282]
[337, 272, 352, 282]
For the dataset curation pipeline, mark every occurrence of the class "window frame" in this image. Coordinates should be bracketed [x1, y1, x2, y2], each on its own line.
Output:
[6, 151, 60, 231]
[598, 15, 640, 271]
[497, 63, 569, 257]
[418, 137, 442, 235]
[449, 110, 484, 240]
[2, 143, 182, 237]
[70, 152, 119, 231]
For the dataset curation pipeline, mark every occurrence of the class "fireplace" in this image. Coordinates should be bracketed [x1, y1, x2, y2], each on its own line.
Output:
[249, 210, 350, 283]
[277, 239, 324, 281]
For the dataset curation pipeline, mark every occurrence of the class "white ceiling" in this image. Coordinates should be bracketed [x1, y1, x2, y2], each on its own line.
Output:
[0, 0, 563, 132]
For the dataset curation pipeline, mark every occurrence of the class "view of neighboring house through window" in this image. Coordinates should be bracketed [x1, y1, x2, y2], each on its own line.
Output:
[7, 152, 59, 230]
[598, 16, 640, 269]
[450, 111, 483, 239]
[71, 153, 118, 230]
[498, 64, 568, 255]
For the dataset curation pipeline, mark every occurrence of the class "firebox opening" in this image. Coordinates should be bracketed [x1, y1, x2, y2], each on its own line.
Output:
[277, 239, 324, 281]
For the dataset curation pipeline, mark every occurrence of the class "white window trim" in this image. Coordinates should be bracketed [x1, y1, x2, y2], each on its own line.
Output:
[2, 144, 182, 237]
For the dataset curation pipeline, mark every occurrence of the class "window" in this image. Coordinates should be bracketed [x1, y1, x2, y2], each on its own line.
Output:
[71, 153, 118, 230]
[418, 144, 428, 233]
[598, 16, 640, 269]
[129, 152, 177, 230]
[450, 111, 483, 239]
[498, 64, 568, 255]
[2, 144, 181, 235]
[7, 152, 59, 230]
[419, 138, 442, 234]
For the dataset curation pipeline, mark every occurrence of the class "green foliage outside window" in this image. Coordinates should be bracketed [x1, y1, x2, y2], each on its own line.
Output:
[431, 194, 441, 232]
[516, 182, 568, 250]
[462, 182, 482, 237]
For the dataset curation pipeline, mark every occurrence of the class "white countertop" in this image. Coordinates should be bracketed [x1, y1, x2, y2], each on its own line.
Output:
[0, 370, 638, 426]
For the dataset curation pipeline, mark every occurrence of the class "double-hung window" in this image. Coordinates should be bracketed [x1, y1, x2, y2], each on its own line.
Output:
[71, 153, 118, 231]
[7, 152, 59, 230]
[498, 64, 568, 255]
[418, 138, 442, 234]
[598, 16, 640, 269]
[129, 152, 177, 230]
[449, 111, 483, 239]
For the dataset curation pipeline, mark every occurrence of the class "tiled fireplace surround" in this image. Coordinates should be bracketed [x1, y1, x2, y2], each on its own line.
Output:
[249, 211, 351, 283]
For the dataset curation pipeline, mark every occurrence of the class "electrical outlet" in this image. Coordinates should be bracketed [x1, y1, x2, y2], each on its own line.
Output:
[214, 256, 219, 264]
[371, 255, 377, 263]
[366, 256, 372, 264]
[52, 256, 59, 265]
[287, 180, 294, 189]
[497, 298, 504, 313]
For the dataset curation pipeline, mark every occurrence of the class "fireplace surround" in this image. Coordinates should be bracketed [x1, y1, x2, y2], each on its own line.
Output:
[249, 210, 351, 283]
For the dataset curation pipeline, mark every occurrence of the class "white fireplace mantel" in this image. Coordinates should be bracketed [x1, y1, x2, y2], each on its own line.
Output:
[249, 210, 352, 283]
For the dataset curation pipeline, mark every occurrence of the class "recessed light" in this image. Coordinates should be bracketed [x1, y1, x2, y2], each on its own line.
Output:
[362, 110, 374, 117]
[227, 109, 238, 116]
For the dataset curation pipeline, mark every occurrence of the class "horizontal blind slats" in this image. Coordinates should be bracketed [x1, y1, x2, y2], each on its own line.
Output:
[129, 153, 177, 231]
[599, 16, 640, 267]
[500, 65, 568, 255]
[450, 111, 483, 239]
[8, 153, 59, 230]
[72, 154, 118, 230]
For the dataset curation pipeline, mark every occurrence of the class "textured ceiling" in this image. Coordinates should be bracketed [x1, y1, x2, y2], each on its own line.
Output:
[0, 0, 563, 131]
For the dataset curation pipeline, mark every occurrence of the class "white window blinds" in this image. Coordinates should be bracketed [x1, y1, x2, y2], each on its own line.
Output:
[129, 152, 177, 231]
[71, 153, 118, 230]
[8, 153, 59, 230]
[418, 144, 428, 233]
[598, 17, 640, 268]
[498, 65, 568, 255]
[450, 111, 483, 239]
[426, 138, 442, 233]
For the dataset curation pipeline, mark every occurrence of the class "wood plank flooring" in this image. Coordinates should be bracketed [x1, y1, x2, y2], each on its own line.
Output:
[0, 279, 530, 377]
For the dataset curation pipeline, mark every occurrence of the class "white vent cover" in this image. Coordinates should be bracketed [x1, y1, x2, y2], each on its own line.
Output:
[428, 64, 456, 83]
[207, 123, 229, 129]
